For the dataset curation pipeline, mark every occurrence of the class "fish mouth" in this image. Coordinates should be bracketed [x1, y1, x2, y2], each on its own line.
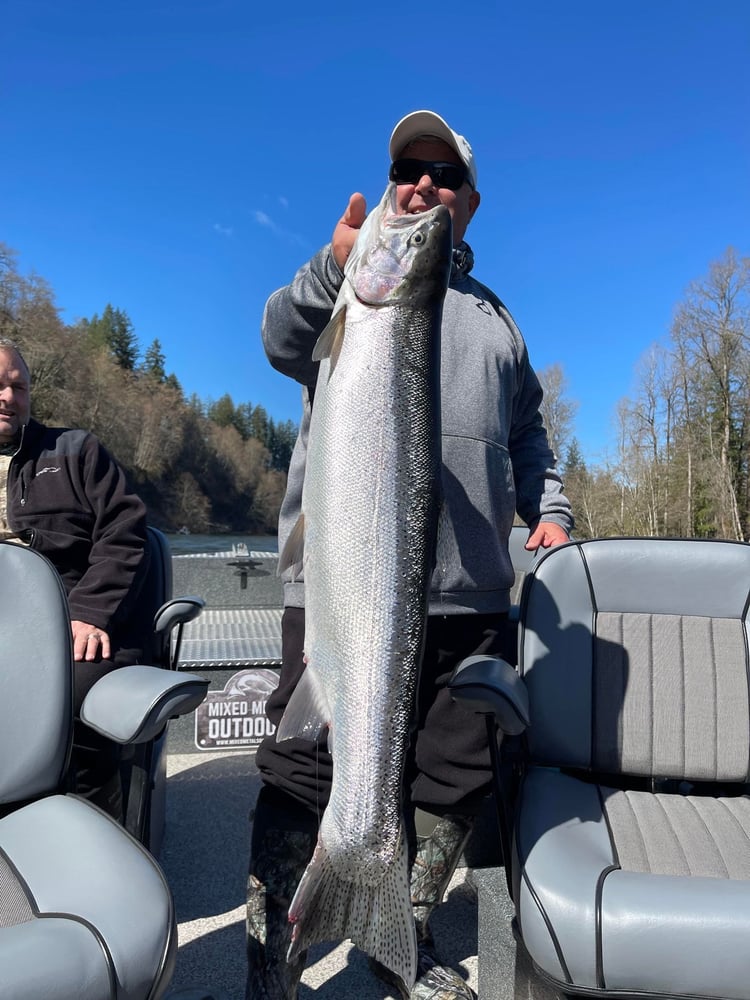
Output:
[344, 182, 452, 306]
[381, 184, 452, 241]
[382, 183, 444, 227]
[347, 188, 452, 307]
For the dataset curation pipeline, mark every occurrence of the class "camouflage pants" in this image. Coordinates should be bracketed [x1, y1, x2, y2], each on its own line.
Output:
[245, 786, 318, 1000]
[372, 811, 477, 1000]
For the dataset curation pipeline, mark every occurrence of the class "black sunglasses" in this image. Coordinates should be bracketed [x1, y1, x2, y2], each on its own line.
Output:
[389, 158, 472, 191]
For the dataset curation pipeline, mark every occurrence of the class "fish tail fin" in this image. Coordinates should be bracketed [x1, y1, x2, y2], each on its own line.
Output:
[287, 833, 417, 993]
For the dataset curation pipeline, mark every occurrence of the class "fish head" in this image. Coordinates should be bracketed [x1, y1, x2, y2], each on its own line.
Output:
[346, 183, 453, 308]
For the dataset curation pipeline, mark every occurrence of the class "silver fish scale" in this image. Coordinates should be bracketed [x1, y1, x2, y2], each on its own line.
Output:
[306, 301, 440, 884]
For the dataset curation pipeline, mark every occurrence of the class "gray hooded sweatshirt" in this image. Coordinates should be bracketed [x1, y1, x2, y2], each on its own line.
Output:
[263, 241, 574, 615]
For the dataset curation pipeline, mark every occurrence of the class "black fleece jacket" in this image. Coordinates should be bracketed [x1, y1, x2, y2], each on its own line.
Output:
[6, 418, 149, 639]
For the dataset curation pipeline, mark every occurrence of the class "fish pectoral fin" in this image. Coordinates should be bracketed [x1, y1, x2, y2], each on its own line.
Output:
[312, 306, 346, 374]
[278, 514, 305, 580]
[287, 832, 417, 993]
[275, 665, 331, 743]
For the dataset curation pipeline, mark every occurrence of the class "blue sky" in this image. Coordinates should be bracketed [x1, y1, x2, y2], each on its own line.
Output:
[3, 0, 748, 463]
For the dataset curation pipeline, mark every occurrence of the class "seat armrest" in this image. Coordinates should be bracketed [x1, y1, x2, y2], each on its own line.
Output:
[80, 664, 209, 744]
[449, 654, 530, 736]
[153, 596, 205, 636]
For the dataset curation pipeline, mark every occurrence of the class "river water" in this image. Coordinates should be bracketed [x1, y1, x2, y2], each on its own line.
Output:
[165, 533, 278, 556]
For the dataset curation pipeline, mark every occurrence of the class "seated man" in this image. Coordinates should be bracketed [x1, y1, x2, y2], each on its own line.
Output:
[0, 337, 152, 819]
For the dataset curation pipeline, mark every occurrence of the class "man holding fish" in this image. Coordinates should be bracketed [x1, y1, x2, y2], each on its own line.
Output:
[247, 110, 574, 1000]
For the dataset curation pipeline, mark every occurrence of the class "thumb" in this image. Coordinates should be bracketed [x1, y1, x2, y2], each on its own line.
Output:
[524, 526, 542, 551]
[332, 193, 368, 270]
[343, 192, 367, 228]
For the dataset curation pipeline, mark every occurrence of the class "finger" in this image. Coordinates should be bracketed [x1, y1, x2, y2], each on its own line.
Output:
[79, 630, 110, 662]
[71, 628, 86, 660]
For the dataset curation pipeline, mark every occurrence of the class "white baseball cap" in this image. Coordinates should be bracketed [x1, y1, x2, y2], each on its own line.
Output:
[389, 110, 477, 189]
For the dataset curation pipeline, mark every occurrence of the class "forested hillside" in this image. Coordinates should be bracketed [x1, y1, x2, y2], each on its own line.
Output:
[3, 241, 748, 541]
[0, 243, 296, 534]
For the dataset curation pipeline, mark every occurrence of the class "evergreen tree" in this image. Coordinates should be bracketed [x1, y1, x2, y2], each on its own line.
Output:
[107, 306, 139, 370]
[248, 404, 270, 444]
[563, 437, 586, 478]
[267, 418, 297, 471]
[85, 303, 139, 370]
[207, 393, 238, 428]
[186, 393, 205, 416]
[142, 338, 167, 381]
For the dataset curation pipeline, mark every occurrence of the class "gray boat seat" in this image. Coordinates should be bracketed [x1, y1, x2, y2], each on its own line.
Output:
[450, 537, 750, 999]
[121, 526, 204, 853]
[0, 541, 209, 999]
[144, 525, 205, 673]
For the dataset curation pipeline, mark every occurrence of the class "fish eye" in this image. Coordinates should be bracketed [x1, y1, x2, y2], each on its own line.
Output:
[411, 232, 425, 246]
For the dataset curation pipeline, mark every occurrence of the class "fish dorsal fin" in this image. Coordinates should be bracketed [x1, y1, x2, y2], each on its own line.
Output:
[275, 664, 331, 743]
[312, 306, 346, 375]
[278, 514, 305, 581]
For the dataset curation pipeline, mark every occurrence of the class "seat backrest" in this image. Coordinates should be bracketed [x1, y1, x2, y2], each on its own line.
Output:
[139, 526, 174, 667]
[0, 542, 73, 805]
[519, 537, 750, 783]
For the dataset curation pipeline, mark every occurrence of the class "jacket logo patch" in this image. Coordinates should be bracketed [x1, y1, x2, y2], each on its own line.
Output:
[35, 466, 61, 477]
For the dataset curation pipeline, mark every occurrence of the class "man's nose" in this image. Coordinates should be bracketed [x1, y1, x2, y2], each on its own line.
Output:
[415, 171, 436, 194]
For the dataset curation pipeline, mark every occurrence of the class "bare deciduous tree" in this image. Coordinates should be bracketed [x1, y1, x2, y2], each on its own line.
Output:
[538, 362, 578, 465]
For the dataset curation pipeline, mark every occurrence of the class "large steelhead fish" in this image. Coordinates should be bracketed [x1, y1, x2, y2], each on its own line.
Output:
[277, 182, 453, 991]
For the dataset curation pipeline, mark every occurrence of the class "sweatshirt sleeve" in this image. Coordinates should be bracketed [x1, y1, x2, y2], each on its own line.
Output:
[262, 244, 345, 387]
[509, 346, 575, 535]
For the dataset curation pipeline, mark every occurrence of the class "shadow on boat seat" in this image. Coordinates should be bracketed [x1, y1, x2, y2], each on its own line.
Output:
[0, 540, 210, 999]
[119, 526, 205, 854]
[507, 523, 541, 615]
[450, 536, 750, 1000]
[457, 524, 543, 871]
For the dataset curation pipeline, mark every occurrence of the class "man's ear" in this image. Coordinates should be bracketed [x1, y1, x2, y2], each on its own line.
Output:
[468, 189, 481, 223]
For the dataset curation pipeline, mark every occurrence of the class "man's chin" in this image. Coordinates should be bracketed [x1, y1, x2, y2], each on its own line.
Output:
[0, 420, 19, 444]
